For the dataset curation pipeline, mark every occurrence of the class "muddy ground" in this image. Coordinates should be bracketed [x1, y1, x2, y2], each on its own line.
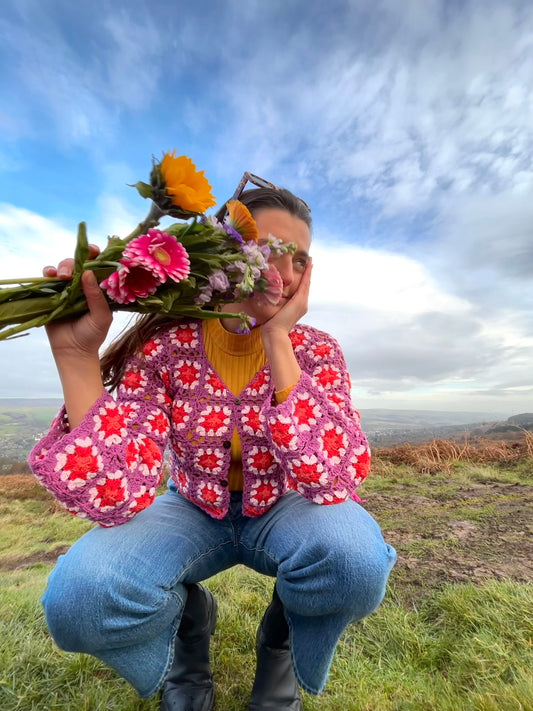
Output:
[364, 473, 533, 604]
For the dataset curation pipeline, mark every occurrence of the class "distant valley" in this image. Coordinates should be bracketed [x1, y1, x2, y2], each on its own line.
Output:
[357, 408, 524, 445]
[0, 399, 531, 464]
[0, 398, 62, 464]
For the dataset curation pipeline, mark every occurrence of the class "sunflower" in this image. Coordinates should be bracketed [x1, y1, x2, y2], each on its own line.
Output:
[153, 151, 216, 215]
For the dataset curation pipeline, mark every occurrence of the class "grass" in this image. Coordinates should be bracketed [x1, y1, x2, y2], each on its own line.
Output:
[1, 569, 531, 710]
[0, 437, 532, 710]
[0, 497, 92, 567]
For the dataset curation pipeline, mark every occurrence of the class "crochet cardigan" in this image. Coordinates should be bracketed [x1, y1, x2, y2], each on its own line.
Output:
[29, 319, 370, 525]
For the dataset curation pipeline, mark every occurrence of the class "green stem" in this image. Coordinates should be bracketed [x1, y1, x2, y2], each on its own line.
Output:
[82, 260, 121, 270]
[0, 277, 58, 286]
[122, 202, 165, 243]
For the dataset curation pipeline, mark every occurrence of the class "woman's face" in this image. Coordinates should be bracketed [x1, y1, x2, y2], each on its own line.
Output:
[232, 208, 311, 327]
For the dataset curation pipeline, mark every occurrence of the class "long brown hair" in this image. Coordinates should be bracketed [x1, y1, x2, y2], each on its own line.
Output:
[100, 186, 312, 391]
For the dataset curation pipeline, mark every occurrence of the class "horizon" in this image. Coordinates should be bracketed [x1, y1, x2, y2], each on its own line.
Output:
[0, 396, 518, 420]
[1, 0, 532, 413]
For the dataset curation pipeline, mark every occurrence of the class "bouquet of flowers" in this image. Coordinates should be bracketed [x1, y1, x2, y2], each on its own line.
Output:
[0, 152, 294, 341]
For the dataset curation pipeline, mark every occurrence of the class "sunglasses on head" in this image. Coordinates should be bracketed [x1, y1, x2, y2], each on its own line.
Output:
[222, 171, 311, 218]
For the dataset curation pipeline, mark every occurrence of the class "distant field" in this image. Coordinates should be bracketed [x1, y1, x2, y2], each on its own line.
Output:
[0, 401, 62, 462]
[0, 407, 59, 430]
[0, 400, 519, 458]
[359, 407, 508, 428]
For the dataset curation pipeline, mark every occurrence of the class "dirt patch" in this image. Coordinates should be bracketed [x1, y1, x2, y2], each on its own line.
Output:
[365, 479, 533, 604]
[0, 546, 70, 572]
[1, 473, 532, 600]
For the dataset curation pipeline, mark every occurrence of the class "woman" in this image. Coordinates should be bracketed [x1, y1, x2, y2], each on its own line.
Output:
[30, 183, 396, 711]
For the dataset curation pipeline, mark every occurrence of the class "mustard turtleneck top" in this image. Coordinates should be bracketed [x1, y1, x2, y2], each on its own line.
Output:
[202, 318, 293, 491]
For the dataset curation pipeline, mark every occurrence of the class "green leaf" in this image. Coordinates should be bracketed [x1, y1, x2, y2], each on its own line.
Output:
[131, 181, 153, 200]
[73, 222, 90, 279]
[0, 295, 60, 327]
[97, 237, 127, 263]
[58, 222, 89, 308]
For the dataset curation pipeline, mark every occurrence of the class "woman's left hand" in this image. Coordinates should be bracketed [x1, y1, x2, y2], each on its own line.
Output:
[259, 259, 312, 392]
[260, 258, 312, 339]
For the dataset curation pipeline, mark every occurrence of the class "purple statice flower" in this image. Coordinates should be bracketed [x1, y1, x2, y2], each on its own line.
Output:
[236, 316, 257, 334]
[222, 222, 244, 244]
[208, 269, 230, 292]
[194, 284, 213, 305]
[201, 215, 226, 234]
[241, 241, 268, 273]
[227, 260, 247, 276]
[265, 233, 285, 257]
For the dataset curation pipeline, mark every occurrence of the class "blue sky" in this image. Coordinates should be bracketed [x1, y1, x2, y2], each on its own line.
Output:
[1, 0, 532, 415]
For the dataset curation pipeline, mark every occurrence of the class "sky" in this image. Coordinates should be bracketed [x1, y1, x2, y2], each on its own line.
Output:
[0, 0, 532, 416]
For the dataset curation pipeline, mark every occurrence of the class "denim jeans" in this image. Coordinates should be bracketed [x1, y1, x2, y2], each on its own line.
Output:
[42, 488, 396, 698]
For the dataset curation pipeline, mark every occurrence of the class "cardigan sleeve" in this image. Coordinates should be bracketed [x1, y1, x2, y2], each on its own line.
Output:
[264, 327, 370, 505]
[28, 347, 173, 527]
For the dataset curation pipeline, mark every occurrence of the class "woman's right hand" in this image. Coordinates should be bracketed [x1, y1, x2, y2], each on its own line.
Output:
[43, 245, 113, 360]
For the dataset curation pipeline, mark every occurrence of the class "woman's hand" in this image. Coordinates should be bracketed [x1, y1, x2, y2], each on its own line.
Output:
[42, 243, 100, 279]
[260, 259, 312, 393]
[43, 244, 112, 360]
[260, 258, 312, 339]
[43, 244, 112, 428]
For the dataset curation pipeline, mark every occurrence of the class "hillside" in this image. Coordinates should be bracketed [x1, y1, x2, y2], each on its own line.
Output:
[0, 399, 62, 462]
[0, 399, 529, 459]
[358, 408, 512, 445]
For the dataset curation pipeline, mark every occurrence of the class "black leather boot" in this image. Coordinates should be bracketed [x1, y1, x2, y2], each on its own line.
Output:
[160, 583, 217, 711]
[247, 587, 302, 711]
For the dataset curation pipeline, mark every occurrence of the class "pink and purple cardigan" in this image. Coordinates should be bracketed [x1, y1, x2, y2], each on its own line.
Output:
[29, 319, 370, 526]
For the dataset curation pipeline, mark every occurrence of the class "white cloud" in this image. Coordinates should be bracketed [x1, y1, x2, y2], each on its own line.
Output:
[1, 0, 532, 416]
[2, 185, 532, 411]
[0, 3, 165, 146]
[0, 204, 76, 276]
[309, 241, 469, 314]
[424, 189, 533, 336]
[307, 236, 532, 413]
[205, 0, 533, 223]
[0, 203, 133, 397]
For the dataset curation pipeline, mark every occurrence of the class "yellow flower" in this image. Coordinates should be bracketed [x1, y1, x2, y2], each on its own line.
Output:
[226, 200, 258, 241]
[160, 151, 216, 213]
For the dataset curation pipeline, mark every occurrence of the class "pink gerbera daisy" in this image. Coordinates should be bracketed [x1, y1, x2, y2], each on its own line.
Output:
[101, 264, 160, 304]
[122, 229, 190, 283]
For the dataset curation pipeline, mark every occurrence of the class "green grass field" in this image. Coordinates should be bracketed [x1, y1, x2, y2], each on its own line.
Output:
[1, 449, 532, 710]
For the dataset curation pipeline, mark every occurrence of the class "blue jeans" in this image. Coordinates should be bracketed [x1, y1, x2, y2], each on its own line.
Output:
[42, 488, 396, 698]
